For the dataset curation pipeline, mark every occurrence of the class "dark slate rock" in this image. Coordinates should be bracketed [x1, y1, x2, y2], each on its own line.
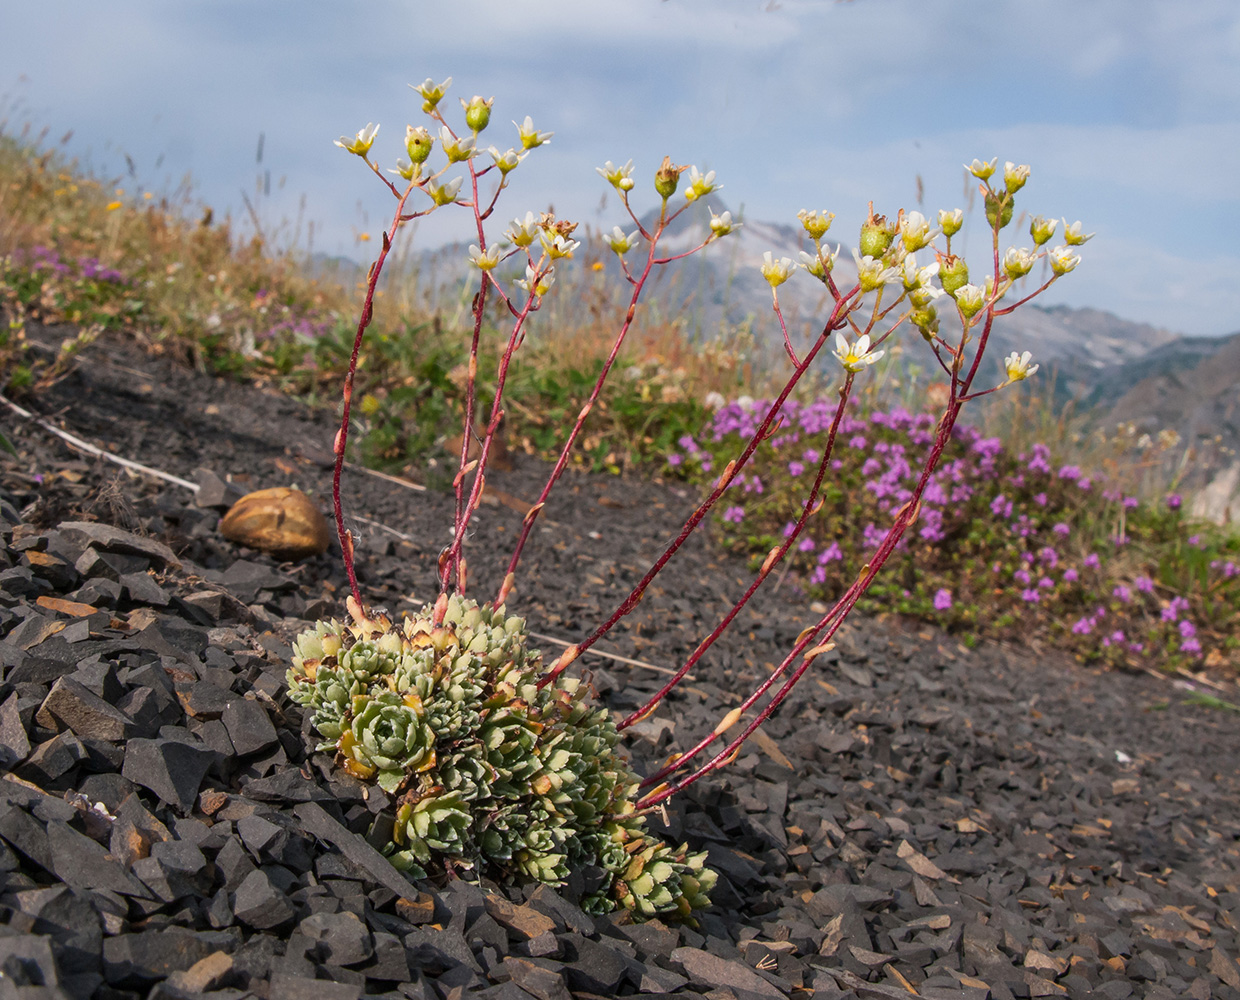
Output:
[120, 570, 170, 606]
[58, 522, 180, 570]
[68, 576, 122, 608]
[0, 934, 61, 988]
[268, 973, 361, 1000]
[101, 927, 236, 986]
[560, 933, 633, 994]
[35, 675, 137, 741]
[43, 818, 147, 896]
[237, 812, 288, 860]
[121, 736, 215, 812]
[192, 468, 244, 510]
[232, 868, 297, 929]
[74, 548, 151, 582]
[221, 697, 279, 756]
[293, 802, 418, 901]
[300, 911, 374, 966]
[503, 956, 573, 1000]
[17, 731, 89, 786]
[0, 689, 32, 766]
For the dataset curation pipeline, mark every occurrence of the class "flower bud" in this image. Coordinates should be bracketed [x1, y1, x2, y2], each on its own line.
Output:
[911, 306, 939, 339]
[938, 208, 964, 237]
[654, 156, 687, 200]
[709, 210, 737, 238]
[1003, 162, 1030, 192]
[937, 253, 969, 296]
[405, 126, 434, 164]
[462, 95, 494, 133]
[1029, 215, 1057, 246]
[797, 209, 834, 240]
[859, 204, 894, 258]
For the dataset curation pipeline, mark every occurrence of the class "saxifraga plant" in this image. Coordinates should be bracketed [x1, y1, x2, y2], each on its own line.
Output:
[284, 79, 1086, 919]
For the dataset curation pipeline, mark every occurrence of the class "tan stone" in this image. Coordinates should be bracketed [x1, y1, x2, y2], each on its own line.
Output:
[219, 487, 331, 559]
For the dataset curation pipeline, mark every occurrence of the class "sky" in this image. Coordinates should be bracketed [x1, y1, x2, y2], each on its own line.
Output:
[2, 0, 1238, 336]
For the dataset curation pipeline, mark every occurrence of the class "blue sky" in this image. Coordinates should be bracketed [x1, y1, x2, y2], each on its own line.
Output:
[2, 0, 1238, 335]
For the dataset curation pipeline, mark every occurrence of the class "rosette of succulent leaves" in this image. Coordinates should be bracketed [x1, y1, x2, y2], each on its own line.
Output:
[287, 595, 716, 919]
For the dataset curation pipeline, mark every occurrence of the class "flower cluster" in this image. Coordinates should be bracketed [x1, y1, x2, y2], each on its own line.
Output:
[663, 397, 1235, 672]
[288, 596, 715, 918]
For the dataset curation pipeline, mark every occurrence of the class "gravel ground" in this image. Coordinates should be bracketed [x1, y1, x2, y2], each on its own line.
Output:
[2, 325, 1240, 1000]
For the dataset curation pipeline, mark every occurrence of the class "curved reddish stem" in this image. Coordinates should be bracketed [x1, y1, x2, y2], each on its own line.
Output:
[332, 184, 415, 609]
[537, 286, 862, 689]
[617, 374, 853, 731]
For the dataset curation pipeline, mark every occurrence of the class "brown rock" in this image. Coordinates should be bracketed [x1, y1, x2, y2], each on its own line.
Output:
[220, 487, 331, 559]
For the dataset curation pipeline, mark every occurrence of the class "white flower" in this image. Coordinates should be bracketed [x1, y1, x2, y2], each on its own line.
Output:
[1030, 215, 1058, 246]
[684, 166, 719, 202]
[1061, 220, 1095, 246]
[335, 122, 379, 156]
[437, 126, 475, 163]
[426, 175, 463, 206]
[515, 264, 555, 298]
[412, 77, 452, 112]
[506, 212, 539, 248]
[833, 333, 884, 373]
[1004, 162, 1030, 192]
[596, 159, 636, 192]
[709, 209, 737, 238]
[852, 249, 901, 292]
[703, 391, 726, 411]
[540, 230, 580, 260]
[487, 146, 524, 174]
[799, 250, 826, 279]
[954, 282, 986, 317]
[388, 158, 421, 181]
[467, 244, 502, 271]
[606, 226, 639, 255]
[901, 254, 940, 291]
[515, 116, 553, 150]
[1048, 245, 1081, 275]
[966, 157, 997, 181]
[760, 251, 796, 288]
[797, 209, 834, 239]
[1002, 246, 1037, 279]
[1004, 350, 1039, 382]
[899, 211, 940, 252]
[938, 208, 964, 237]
